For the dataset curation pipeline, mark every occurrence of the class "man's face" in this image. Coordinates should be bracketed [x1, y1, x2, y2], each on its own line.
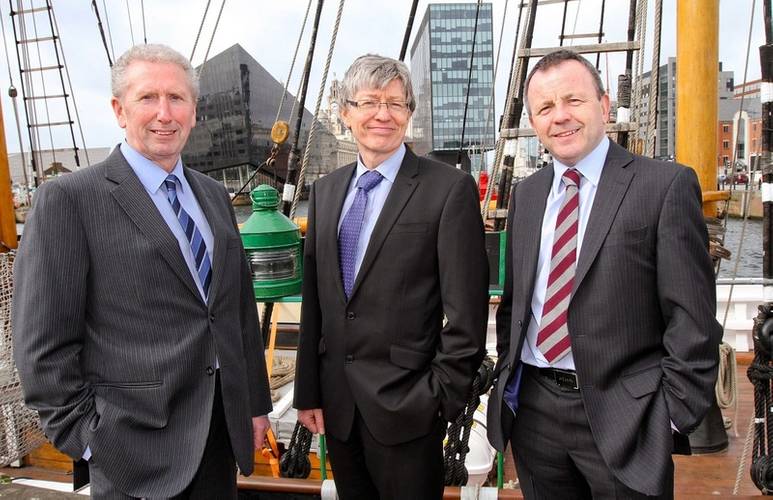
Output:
[111, 60, 197, 172]
[341, 78, 411, 168]
[527, 60, 610, 167]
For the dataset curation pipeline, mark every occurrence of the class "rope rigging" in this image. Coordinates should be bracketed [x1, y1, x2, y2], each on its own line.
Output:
[290, 0, 346, 220]
[90, 0, 113, 66]
[455, 0, 482, 171]
[274, 0, 313, 126]
[189, 0, 212, 62]
[443, 356, 495, 486]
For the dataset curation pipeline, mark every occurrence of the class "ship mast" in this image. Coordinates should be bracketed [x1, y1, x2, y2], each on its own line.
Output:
[0, 97, 17, 252]
[675, 0, 719, 206]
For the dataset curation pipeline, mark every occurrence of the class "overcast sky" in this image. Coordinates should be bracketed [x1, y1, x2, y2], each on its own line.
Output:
[0, 0, 765, 157]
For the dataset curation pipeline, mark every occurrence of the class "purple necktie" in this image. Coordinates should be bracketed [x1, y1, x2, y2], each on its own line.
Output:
[338, 170, 384, 299]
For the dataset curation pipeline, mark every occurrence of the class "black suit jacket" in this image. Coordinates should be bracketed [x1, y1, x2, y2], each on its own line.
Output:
[294, 147, 489, 445]
[12, 147, 272, 497]
[486, 141, 722, 496]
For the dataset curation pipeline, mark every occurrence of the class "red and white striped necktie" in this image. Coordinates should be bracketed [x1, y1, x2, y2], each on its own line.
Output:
[536, 168, 581, 363]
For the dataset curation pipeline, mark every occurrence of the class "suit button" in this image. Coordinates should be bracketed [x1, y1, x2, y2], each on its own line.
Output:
[517, 320, 523, 327]
[345, 355, 354, 363]
[346, 312, 356, 320]
[206, 366, 215, 376]
[209, 314, 215, 323]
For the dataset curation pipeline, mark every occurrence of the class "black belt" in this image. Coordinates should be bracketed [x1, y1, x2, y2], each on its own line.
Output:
[536, 366, 579, 391]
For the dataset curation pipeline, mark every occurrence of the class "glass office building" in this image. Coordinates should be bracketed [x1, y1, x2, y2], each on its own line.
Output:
[409, 3, 495, 171]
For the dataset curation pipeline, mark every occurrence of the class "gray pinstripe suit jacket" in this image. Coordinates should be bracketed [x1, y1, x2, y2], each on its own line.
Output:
[11, 147, 272, 498]
[486, 141, 722, 496]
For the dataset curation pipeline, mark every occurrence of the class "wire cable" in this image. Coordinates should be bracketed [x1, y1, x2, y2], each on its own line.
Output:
[190, 0, 212, 61]
[274, 0, 313, 125]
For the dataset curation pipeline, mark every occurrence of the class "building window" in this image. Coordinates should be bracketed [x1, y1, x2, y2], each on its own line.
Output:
[722, 124, 729, 133]
[722, 140, 729, 149]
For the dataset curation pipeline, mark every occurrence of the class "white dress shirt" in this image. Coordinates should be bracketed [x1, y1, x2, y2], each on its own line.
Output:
[520, 137, 610, 370]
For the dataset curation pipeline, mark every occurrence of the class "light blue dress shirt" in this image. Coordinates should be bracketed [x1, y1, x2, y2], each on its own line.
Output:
[336, 144, 405, 280]
[520, 137, 610, 370]
[120, 142, 215, 303]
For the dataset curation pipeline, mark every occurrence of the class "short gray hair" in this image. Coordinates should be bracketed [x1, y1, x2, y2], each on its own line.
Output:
[524, 49, 605, 116]
[111, 44, 199, 99]
[338, 54, 415, 112]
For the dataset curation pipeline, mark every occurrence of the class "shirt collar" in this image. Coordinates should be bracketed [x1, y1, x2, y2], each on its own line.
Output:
[551, 136, 609, 192]
[120, 141, 187, 194]
[355, 143, 405, 184]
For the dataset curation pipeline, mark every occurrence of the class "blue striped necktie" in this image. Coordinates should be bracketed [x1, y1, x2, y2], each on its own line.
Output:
[163, 174, 212, 299]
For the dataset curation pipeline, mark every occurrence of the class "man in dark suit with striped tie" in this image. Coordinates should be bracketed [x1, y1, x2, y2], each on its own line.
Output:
[486, 49, 722, 499]
[12, 44, 272, 499]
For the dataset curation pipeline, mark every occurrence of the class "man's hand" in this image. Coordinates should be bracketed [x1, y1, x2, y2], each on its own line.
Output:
[297, 408, 325, 435]
[252, 415, 271, 450]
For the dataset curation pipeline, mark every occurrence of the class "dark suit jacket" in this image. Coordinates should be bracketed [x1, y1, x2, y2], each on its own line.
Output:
[486, 141, 722, 496]
[12, 147, 272, 498]
[294, 147, 489, 445]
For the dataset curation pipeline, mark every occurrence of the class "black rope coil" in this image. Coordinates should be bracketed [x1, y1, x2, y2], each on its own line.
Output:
[443, 356, 495, 486]
[280, 421, 313, 478]
[749, 304, 773, 493]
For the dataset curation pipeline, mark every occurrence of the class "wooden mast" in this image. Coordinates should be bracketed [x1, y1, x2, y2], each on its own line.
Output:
[675, 0, 723, 215]
[0, 97, 17, 252]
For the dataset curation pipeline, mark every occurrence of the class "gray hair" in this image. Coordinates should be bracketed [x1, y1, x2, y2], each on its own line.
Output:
[524, 49, 605, 116]
[338, 54, 416, 112]
[111, 44, 199, 99]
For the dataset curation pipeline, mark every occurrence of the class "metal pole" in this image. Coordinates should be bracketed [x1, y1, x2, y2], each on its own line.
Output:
[760, 0, 773, 300]
[281, 0, 324, 216]
[398, 0, 419, 62]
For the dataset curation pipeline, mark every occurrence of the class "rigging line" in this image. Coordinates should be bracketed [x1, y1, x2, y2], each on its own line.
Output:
[125, 0, 135, 46]
[102, 0, 115, 61]
[0, 2, 29, 191]
[91, 0, 113, 66]
[631, 0, 647, 151]
[475, 0, 509, 175]
[13, 0, 36, 178]
[569, 0, 582, 46]
[12, 0, 43, 183]
[275, 0, 312, 126]
[595, 0, 606, 69]
[291, 0, 345, 219]
[719, 0, 757, 331]
[398, 0, 418, 62]
[456, 0, 482, 169]
[559, 0, 568, 47]
[45, 0, 81, 168]
[646, 0, 663, 158]
[480, 0, 511, 217]
[140, 0, 146, 44]
[50, 1, 91, 166]
[200, 0, 225, 67]
[484, 0, 529, 219]
[28, 0, 57, 164]
[190, 0, 212, 61]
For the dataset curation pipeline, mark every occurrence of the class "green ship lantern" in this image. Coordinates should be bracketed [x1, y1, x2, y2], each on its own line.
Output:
[239, 185, 302, 300]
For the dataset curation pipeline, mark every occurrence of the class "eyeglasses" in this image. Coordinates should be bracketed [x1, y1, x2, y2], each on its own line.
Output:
[346, 99, 411, 115]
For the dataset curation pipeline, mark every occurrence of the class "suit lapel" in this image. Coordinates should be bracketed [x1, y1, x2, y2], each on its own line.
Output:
[350, 149, 419, 300]
[185, 168, 226, 304]
[573, 142, 635, 293]
[517, 169, 552, 303]
[105, 149, 202, 302]
[321, 163, 357, 303]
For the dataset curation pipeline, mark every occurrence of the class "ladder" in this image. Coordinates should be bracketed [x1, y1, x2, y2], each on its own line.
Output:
[488, 0, 644, 225]
[8, 0, 80, 185]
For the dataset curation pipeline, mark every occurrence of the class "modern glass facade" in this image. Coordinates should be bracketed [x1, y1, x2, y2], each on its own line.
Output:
[410, 3, 495, 170]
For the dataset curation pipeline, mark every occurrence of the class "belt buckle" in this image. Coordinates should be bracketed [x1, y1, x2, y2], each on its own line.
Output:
[553, 368, 579, 390]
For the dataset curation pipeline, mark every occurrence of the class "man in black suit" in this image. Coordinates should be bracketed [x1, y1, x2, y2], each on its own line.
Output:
[486, 49, 722, 499]
[13, 44, 272, 499]
[293, 54, 489, 499]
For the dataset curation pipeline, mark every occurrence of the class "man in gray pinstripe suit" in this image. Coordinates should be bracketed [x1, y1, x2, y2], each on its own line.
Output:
[487, 50, 722, 499]
[12, 44, 272, 499]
